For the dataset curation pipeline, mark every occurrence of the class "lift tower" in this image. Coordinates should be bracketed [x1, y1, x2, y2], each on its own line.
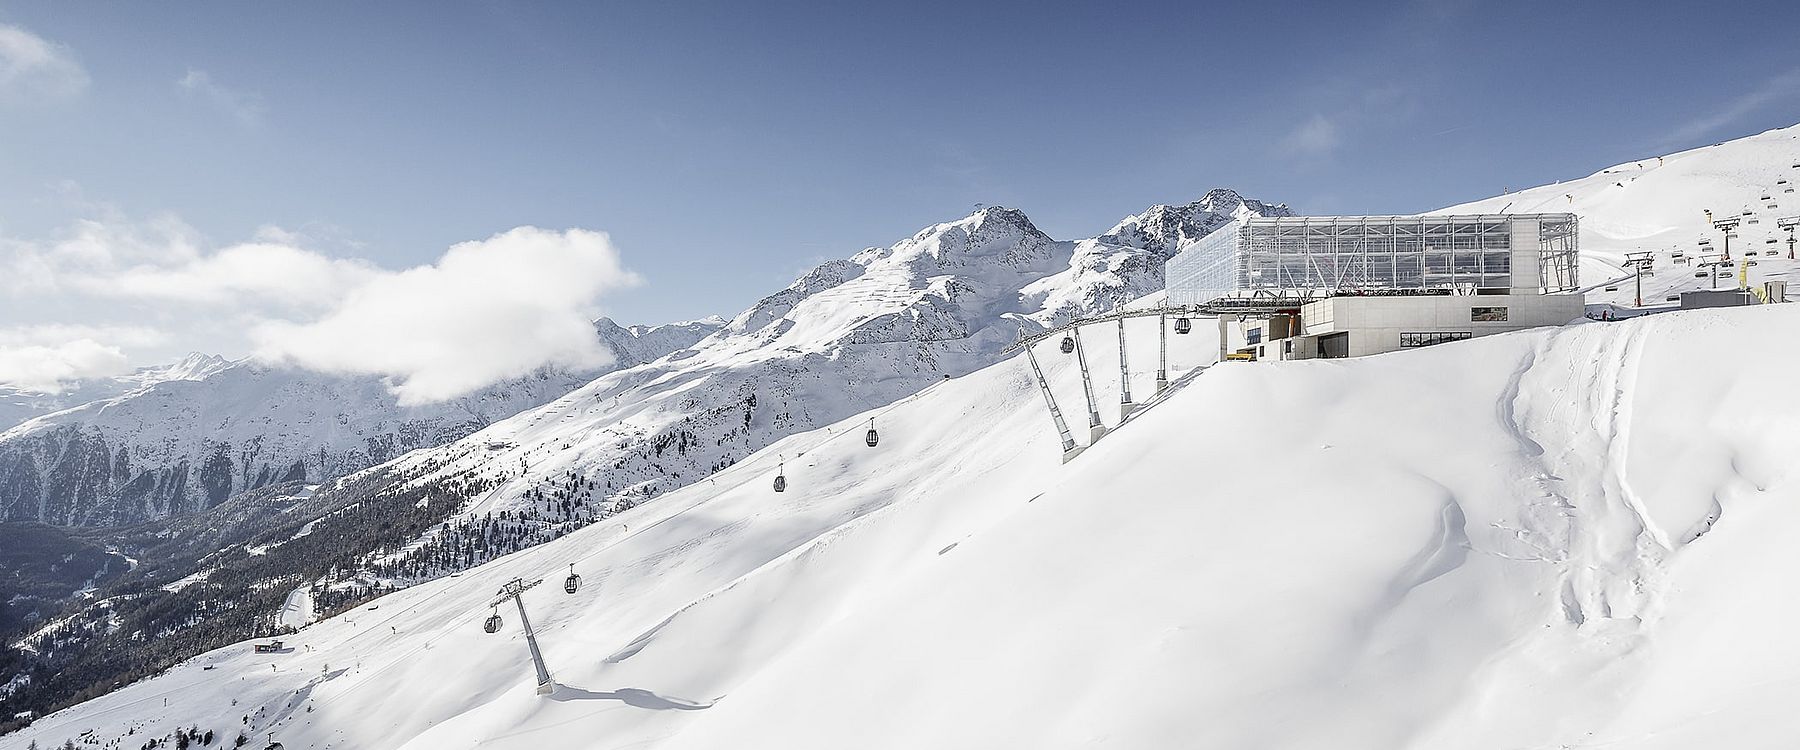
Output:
[1779, 216, 1799, 260]
[1021, 338, 1081, 462]
[1712, 216, 1742, 262]
[1622, 251, 1655, 308]
[490, 577, 556, 695]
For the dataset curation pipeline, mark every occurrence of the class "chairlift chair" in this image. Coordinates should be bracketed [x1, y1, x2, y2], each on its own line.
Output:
[865, 418, 879, 448]
[1173, 317, 1192, 335]
[1059, 335, 1075, 354]
[564, 564, 582, 594]
[483, 608, 503, 634]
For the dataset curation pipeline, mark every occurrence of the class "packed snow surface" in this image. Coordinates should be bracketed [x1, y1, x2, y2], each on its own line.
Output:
[12, 303, 1800, 749]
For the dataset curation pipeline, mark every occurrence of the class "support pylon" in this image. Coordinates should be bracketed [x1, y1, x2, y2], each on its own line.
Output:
[1155, 312, 1169, 395]
[1071, 325, 1106, 442]
[1117, 317, 1137, 420]
[1023, 343, 1081, 461]
[491, 578, 555, 695]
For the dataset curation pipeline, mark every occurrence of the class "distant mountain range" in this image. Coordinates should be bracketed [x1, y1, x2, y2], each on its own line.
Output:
[0, 353, 233, 433]
[0, 318, 724, 525]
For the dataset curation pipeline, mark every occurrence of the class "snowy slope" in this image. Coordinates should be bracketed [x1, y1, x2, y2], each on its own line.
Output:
[343, 194, 1289, 582]
[12, 302, 1800, 750]
[0, 319, 721, 526]
[1435, 123, 1800, 307]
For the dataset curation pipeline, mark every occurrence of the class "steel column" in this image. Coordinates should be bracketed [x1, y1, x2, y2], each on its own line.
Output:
[1156, 312, 1169, 395]
[1216, 315, 1229, 363]
[1023, 344, 1081, 461]
[492, 578, 555, 695]
[1071, 325, 1106, 442]
[511, 594, 554, 694]
[1116, 317, 1136, 420]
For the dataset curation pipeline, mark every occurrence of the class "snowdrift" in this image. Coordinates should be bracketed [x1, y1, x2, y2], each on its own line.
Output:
[13, 303, 1800, 749]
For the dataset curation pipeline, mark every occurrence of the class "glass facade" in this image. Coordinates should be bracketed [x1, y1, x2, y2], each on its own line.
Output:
[1166, 213, 1579, 304]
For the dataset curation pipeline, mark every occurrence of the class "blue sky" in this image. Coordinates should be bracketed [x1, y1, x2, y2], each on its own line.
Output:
[3, 0, 1800, 366]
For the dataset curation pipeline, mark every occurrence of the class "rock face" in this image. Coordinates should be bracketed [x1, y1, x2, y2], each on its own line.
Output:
[0, 320, 722, 527]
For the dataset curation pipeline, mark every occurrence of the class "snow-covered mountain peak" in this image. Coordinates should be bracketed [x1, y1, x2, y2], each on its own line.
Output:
[1105, 188, 1295, 255]
[894, 205, 1054, 268]
[138, 352, 234, 386]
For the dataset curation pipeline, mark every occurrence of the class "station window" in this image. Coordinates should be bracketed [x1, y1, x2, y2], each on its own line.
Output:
[1471, 306, 1508, 322]
[1399, 331, 1473, 348]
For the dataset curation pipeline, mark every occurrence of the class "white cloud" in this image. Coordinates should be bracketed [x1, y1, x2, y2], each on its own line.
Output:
[1282, 114, 1340, 157]
[252, 227, 641, 405]
[4, 214, 373, 307]
[3, 214, 642, 402]
[0, 23, 88, 105]
[0, 323, 166, 348]
[0, 339, 129, 394]
[100, 242, 377, 306]
[177, 68, 265, 124]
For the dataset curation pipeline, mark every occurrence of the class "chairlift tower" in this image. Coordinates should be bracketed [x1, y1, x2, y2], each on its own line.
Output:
[1622, 250, 1655, 307]
[1712, 216, 1741, 262]
[1699, 255, 1727, 290]
[1779, 216, 1799, 260]
[489, 577, 556, 695]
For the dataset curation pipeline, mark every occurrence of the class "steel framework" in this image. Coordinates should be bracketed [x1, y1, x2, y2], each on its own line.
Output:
[1167, 213, 1580, 305]
[1006, 304, 1224, 462]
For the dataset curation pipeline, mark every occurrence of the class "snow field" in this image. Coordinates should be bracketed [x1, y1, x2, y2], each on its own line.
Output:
[15, 302, 1800, 749]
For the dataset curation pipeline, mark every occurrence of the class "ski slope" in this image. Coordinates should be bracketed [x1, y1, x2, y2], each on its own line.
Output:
[12, 301, 1800, 749]
[1437, 123, 1800, 309]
